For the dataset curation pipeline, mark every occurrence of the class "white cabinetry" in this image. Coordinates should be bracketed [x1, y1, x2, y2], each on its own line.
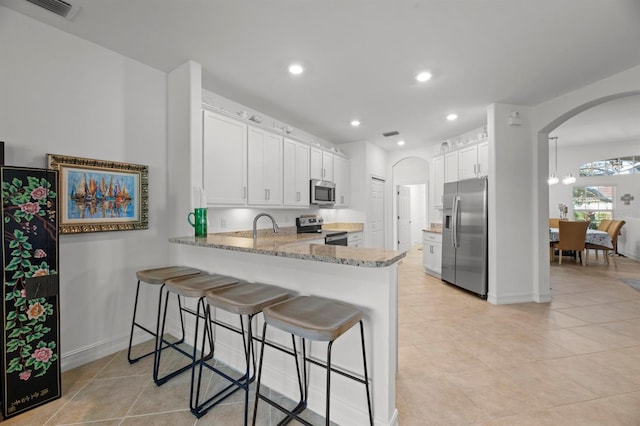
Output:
[423, 231, 442, 277]
[247, 127, 282, 205]
[348, 231, 363, 248]
[310, 147, 334, 181]
[202, 110, 247, 205]
[477, 140, 489, 177]
[458, 140, 489, 179]
[431, 155, 444, 208]
[444, 151, 458, 183]
[333, 156, 350, 207]
[283, 138, 310, 207]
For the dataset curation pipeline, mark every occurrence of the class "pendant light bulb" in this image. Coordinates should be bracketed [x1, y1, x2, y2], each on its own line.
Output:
[562, 173, 576, 185]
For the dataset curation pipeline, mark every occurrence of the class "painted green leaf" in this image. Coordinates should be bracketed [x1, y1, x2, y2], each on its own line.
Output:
[18, 313, 28, 322]
[20, 326, 32, 334]
[8, 328, 21, 338]
[12, 178, 22, 187]
[27, 176, 40, 187]
[7, 311, 16, 321]
[6, 340, 19, 353]
[8, 240, 19, 249]
[47, 341, 56, 349]
[37, 341, 46, 349]
[4, 216, 9, 223]
[21, 348, 31, 358]
[5, 293, 14, 301]
[5, 320, 16, 330]
[25, 357, 35, 367]
[12, 270, 24, 279]
[22, 242, 32, 250]
[11, 249, 22, 256]
[15, 297, 26, 307]
[22, 251, 32, 258]
[21, 259, 32, 268]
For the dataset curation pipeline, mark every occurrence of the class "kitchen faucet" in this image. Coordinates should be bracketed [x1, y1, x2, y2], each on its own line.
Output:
[252, 213, 279, 240]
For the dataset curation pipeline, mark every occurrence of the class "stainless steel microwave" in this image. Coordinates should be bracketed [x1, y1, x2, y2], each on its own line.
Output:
[310, 179, 335, 205]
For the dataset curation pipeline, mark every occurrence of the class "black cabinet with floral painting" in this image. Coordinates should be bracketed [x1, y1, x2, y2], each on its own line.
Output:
[1, 166, 60, 419]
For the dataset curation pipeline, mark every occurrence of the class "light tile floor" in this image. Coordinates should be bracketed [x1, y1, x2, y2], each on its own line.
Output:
[3, 246, 640, 425]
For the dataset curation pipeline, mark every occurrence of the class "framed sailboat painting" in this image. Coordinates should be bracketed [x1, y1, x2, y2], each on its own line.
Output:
[47, 154, 149, 234]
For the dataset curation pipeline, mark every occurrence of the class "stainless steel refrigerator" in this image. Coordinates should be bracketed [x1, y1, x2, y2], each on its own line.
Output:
[441, 177, 488, 298]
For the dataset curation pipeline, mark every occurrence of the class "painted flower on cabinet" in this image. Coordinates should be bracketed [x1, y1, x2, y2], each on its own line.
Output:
[2, 174, 58, 380]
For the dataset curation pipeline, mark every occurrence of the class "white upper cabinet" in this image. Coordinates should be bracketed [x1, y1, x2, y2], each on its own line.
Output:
[444, 151, 458, 183]
[333, 155, 350, 207]
[283, 138, 310, 207]
[247, 127, 283, 205]
[458, 140, 489, 179]
[477, 140, 489, 177]
[310, 147, 335, 181]
[458, 145, 478, 180]
[202, 110, 247, 205]
[431, 155, 444, 208]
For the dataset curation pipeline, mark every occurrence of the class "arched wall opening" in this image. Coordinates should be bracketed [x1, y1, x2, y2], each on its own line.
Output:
[391, 156, 429, 250]
[534, 90, 640, 300]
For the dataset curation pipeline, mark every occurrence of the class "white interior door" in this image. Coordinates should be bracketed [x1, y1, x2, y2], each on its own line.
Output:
[397, 185, 411, 251]
[370, 177, 385, 249]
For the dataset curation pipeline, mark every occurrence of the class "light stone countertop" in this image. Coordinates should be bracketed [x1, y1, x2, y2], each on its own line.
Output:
[169, 226, 404, 267]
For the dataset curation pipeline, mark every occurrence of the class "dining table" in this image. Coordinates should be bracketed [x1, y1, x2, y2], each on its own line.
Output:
[549, 227, 613, 249]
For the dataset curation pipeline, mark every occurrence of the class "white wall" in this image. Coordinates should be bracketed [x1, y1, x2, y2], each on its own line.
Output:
[0, 6, 170, 370]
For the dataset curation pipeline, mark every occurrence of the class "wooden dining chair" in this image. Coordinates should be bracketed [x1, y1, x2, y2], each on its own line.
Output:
[587, 220, 625, 266]
[587, 219, 612, 261]
[552, 221, 589, 266]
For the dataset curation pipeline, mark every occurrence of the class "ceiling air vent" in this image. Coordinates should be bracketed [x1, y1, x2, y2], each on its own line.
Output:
[26, 0, 79, 19]
[382, 131, 400, 137]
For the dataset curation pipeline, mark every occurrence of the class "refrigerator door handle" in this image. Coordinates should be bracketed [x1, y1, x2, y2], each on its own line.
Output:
[452, 196, 460, 247]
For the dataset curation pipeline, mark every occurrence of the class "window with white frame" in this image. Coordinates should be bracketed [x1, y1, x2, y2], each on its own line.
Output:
[572, 185, 614, 228]
[579, 156, 640, 176]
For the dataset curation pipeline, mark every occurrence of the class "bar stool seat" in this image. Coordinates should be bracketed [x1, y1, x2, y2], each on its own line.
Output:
[154, 273, 240, 386]
[190, 283, 290, 422]
[127, 266, 202, 364]
[253, 295, 373, 426]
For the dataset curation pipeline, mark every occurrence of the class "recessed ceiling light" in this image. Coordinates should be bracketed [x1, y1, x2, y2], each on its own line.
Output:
[288, 64, 304, 75]
[397, 140, 405, 146]
[416, 71, 432, 82]
[350, 120, 360, 127]
[446, 113, 458, 121]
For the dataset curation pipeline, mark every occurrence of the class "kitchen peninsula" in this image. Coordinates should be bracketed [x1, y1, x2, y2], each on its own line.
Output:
[169, 231, 405, 426]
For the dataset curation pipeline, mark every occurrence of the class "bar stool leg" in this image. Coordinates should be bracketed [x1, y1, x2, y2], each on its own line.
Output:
[127, 280, 186, 364]
[359, 321, 373, 426]
[154, 288, 213, 386]
[190, 310, 254, 421]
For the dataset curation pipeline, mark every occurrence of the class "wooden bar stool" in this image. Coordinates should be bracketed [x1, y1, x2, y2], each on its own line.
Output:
[252, 295, 373, 426]
[154, 273, 240, 386]
[191, 283, 290, 423]
[127, 266, 202, 364]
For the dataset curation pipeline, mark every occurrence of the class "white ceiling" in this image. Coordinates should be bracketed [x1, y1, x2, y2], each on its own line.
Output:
[3, 0, 640, 151]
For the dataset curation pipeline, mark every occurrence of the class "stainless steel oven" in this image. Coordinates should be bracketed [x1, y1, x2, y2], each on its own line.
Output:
[325, 231, 348, 246]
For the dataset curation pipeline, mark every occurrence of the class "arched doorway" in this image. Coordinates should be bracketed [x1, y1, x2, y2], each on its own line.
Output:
[536, 90, 640, 298]
[391, 156, 428, 250]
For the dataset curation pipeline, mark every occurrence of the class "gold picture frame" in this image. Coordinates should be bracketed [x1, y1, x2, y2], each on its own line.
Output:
[47, 154, 149, 234]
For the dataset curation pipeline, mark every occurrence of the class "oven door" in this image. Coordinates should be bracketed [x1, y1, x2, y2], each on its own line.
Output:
[325, 231, 348, 246]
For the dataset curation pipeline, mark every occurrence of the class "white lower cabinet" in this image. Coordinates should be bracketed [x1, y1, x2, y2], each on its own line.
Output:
[423, 231, 442, 277]
[348, 231, 363, 247]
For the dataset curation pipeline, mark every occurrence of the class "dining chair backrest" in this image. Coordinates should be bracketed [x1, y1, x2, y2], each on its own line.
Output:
[598, 219, 612, 232]
[556, 221, 589, 251]
[549, 218, 560, 228]
[607, 220, 626, 247]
